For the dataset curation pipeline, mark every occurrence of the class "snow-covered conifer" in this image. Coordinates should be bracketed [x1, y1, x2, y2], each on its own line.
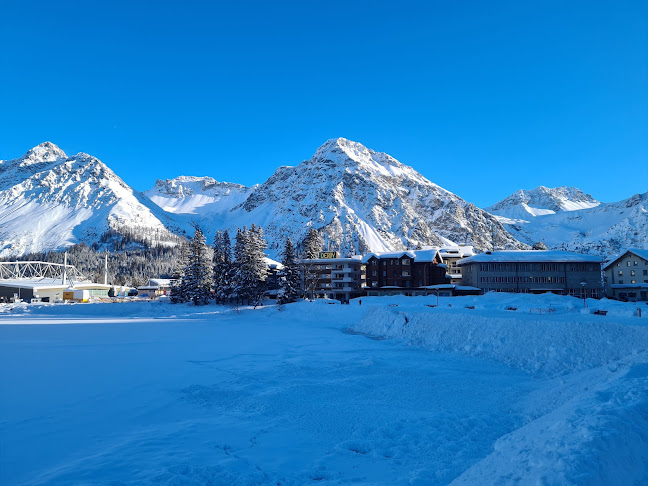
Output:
[231, 225, 268, 307]
[301, 228, 323, 299]
[278, 238, 300, 305]
[184, 226, 212, 305]
[170, 241, 190, 303]
[212, 230, 233, 304]
[301, 228, 323, 259]
[247, 224, 268, 307]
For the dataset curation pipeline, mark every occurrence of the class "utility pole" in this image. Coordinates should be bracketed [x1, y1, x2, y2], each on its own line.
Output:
[62, 252, 67, 286]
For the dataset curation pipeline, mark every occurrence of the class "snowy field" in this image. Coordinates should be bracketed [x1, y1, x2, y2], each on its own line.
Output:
[1, 294, 647, 485]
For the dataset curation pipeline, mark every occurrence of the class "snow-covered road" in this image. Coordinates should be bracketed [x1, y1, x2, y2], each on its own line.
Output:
[1, 295, 647, 485]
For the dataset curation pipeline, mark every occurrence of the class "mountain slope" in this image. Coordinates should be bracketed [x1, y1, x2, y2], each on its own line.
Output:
[225, 138, 523, 256]
[144, 176, 252, 217]
[0, 142, 181, 257]
[487, 186, 600, 222]
[496, 191, 648, 255]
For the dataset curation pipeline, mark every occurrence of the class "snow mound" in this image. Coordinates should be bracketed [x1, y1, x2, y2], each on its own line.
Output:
[351, 306, 648, 377]
[452, 354, 648, 485]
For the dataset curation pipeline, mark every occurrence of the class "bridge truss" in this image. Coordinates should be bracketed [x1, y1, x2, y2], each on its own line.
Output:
[0, 261, 87, 283]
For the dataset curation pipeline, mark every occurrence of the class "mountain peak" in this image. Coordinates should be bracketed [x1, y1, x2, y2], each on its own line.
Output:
[314, 137, 370, 162]
[311, 137, 421, 182]
[488, 186, 600, 221]
[22, 142, 68, 164]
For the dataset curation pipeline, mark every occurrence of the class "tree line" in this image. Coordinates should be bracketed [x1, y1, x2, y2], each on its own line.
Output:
[171, 226, 324, 306]
[1, 225, 326, 304]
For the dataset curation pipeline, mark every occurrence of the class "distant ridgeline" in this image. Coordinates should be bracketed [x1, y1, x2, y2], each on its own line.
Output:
[0, 139, 646, 259]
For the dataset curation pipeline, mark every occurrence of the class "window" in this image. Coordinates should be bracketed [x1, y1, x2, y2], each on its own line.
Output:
[644, 270, 648, 276]
[382, 261, 387, 266]
[634, 261, 639, 266]
[371, 281, 378, 288]
[372, 270, 377, 277]
[402, 259, 410, 265]
[371, 260, 378, 266]
[402, 271, 411, 277]
[631, 270, 636, 276]
[631, 280, 636, 284]
[627, 261, 631, 266]
[619, 280, 624, 284]
[619, 271, 623, 276]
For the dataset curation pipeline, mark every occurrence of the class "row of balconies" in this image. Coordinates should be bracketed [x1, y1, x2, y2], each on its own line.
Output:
[319, 283, 358, 292]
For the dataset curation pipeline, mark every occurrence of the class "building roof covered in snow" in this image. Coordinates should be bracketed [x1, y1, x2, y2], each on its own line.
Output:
[603, 249, 648, 269]
[457, 250, 603, 266]
[438, 246, 475, 259]
[362, 249, 441, 264]
[0, 278, 110, 291]
[264, 257, 284, 270]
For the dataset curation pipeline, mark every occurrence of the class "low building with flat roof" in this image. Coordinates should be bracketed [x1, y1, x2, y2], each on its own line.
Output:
[458, 250, 604, 297]
[137, 278, 173, 298]
[0, 260, 111, 302]
[0, 278, 111, 302]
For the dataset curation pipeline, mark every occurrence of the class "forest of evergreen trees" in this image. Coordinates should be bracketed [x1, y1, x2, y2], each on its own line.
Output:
[2, 225, 324, 304]
[171, 225, 310, 307]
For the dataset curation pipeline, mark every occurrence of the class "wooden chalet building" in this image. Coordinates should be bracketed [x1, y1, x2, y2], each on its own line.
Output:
[363, 249, 450, 296]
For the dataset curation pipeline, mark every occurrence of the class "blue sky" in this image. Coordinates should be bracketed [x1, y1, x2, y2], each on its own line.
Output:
[1, 0, 646, 207]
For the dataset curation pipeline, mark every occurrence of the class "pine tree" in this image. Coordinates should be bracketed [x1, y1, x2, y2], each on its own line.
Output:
[301, 228, 323, 299]
[184, 226, 212, 305]
[248, 225, 268, 307]
[231, 227, 251, 304]
[278, 238, 300, 305]
[230, 225, 269, 307]
[170, 241, 190, 303]
[302, 228, 323, 259]
[212, 230, 233, 304]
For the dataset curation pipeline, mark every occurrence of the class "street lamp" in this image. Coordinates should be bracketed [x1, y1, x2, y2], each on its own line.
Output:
[580, 281, 587, 309]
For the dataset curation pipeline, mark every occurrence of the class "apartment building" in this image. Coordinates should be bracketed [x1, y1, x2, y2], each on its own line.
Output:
[363, 249, 449, 296]
[603, 249, 648, 301]
[458, 250, 604, 297]
[439, 246, 475, 284]
[299, 253, 365, 302]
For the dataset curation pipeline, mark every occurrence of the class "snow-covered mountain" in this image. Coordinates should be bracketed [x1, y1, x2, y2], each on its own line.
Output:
[159, 138, 523, 256]
[0, 142, 180, 257]
[493, 190, 648, 255]
[3, 139, 642, 259]
[487, 186, 600, 222]
[145, 176, 252, 216]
